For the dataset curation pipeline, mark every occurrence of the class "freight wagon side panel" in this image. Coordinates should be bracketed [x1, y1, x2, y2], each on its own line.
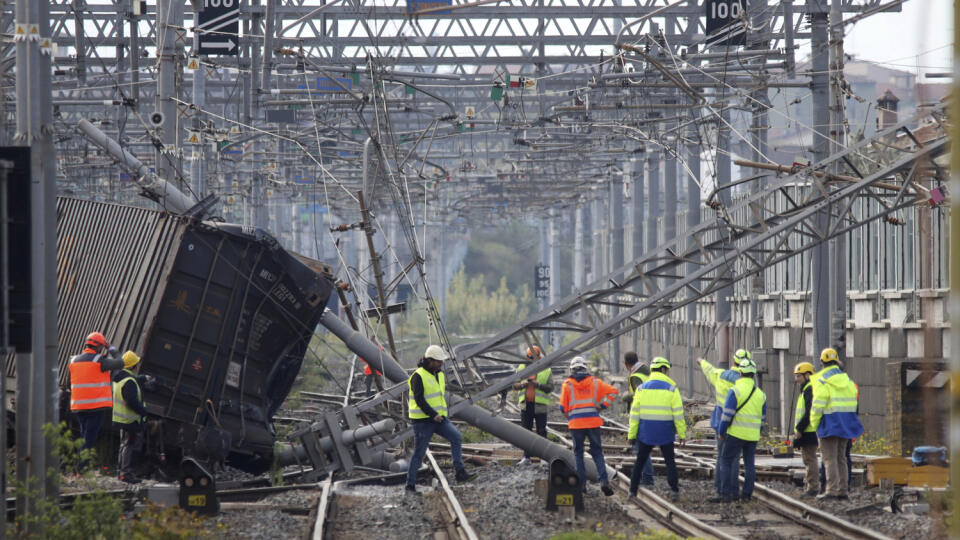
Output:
[53, 198, 187, 384]
[141, 222, 332, 465]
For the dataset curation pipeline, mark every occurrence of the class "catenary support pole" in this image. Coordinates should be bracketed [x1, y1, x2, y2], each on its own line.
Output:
[77, 120, 198, 213]
[685, 126, 701, 397]
[716, 103, 732, 368]
[646, 153, 660, 363]
[190, 5, 206, 197]
[949, 1, 959, 536]
[810, 1, 831, 360]
[573, 200, 584, 293]
[632, 158, 645, 354]
[155, 0, 182, 184]
[15, 0, 58, 528]
[663, 138, 677, 350]
[319, 310, 613, 481]
[828, 0, 847, 361]
[610, 172, 624, 371]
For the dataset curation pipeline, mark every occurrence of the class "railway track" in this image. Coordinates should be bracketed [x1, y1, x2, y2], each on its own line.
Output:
[676, 449, 893, 540]
[311, 450, 477, 540]
[540, 417, 892, 540]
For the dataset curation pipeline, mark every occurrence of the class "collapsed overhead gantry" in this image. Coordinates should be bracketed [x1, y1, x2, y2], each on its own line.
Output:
[303, 102, 947, 475]
[451, 102, 947, 409]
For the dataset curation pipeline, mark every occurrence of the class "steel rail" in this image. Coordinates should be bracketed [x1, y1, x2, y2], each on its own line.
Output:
[677, 451, 894, 540]
[426, 452, 480, 540]
[311, 475, 334, 540]
[612, 471, 739, 540]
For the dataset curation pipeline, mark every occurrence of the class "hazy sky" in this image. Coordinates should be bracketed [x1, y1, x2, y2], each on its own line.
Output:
[842, 0, 952, 78]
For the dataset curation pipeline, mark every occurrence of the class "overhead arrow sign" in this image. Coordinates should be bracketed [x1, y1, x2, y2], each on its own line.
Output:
[196, 0, 240, 56]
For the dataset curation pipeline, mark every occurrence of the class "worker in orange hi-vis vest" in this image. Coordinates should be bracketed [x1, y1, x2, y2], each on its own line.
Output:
[559, 356, 618, 497]
[68, 332, 123, 469]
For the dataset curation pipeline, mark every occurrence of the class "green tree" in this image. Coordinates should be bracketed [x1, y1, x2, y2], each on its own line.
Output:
[446, 266, 533, 337]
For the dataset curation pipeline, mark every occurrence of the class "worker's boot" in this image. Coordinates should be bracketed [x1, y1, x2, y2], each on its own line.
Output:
[455, 469, 476, 483]
[118, 472, 142, 484]
[600, 483, 614, 496]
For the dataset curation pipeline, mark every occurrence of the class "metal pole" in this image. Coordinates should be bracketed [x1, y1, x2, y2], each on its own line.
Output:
[548, 208, 559, 348]
[155, 0, 181, 184]
[15, 0, 58, 525]
[573, 201, 584, 293]
[249, 0, 267, 230]
[716, 104, 732, 368]
[77, 120, 198, 213]
[0, 161, 11, 537]
[949, 2, 960, 534]
[260, 0, 276, 93]
[440, 191, 448, 320]
[73, 0, 86, 86]
[646, 153, 660, 362]
[749, 0, 772, 352]
[828, 0, 847, 361]
[129, 2, 139, 108]
[632, 159, 644, 353]
[319, 311, 613, 480]
[663, 142, 677, 350]
[610, 172, 624, 371]
[685, 127, 701, 397]
[810, 1, 831, 360]
[591, 197, 602, 287]
[359, 192, 399, 359]
[190, 6, 206, 197]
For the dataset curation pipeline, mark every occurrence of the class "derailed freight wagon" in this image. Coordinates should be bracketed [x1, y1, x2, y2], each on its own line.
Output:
[51, 197, 334, 473]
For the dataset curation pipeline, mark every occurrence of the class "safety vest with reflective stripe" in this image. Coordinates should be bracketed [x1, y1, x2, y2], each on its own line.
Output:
[810, 366, 864, 439]
[69, 355, 113, 411]
[721, 377, 766, 442]
[112, 371, 143, 425]
[516, 364, 552, 406]
[628, 371, 686, 445]
[628, 369, 648, 394]
[794, 381, 817, 433]
[699, 359, 739, 432]
[560, 375, 618, 429]
[408, 367, 447, 420]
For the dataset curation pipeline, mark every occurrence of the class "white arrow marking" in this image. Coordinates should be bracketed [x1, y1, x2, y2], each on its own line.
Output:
[203, 40, 236, 51]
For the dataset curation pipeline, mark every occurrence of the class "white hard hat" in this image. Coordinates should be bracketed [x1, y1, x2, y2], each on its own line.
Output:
[424, 344, 450, 362]
[569, 356, 588, 371]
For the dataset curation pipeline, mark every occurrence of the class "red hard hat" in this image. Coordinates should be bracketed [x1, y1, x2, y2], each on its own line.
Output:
[85, 332, 108, 349]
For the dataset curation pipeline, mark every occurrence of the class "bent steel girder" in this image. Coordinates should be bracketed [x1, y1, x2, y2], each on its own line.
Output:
[451, 103, 948, 407]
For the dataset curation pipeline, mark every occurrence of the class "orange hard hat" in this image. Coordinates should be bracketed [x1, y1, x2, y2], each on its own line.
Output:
[85, 332, 108, 349]
[526, 345, 542, 359]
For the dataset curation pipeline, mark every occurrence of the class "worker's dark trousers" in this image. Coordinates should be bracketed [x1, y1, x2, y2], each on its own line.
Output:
[714, 436, 726, 494]
[719, 435, 757, 500]
[118, 427, 145, 475]
[520, 402, 547, 459]
[407, 418, 464, 488]
[571, 427, 609, 488]
[631, 442, 678, 495]
[75, 410, 105, 470]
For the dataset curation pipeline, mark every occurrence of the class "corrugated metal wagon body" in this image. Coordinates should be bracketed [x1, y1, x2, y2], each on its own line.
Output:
[48, 198, 333, 472]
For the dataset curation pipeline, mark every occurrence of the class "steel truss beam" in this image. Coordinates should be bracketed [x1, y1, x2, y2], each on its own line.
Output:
[452, 103, 948, 406]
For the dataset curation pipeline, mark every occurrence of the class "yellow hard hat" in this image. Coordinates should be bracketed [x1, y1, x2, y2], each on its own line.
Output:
[793, 362, 815, 375]
[820, 348, 839, 364]
[736, 358, 757, 374]
[122, 350, 141, 369]
[651, 357, 671, 370]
